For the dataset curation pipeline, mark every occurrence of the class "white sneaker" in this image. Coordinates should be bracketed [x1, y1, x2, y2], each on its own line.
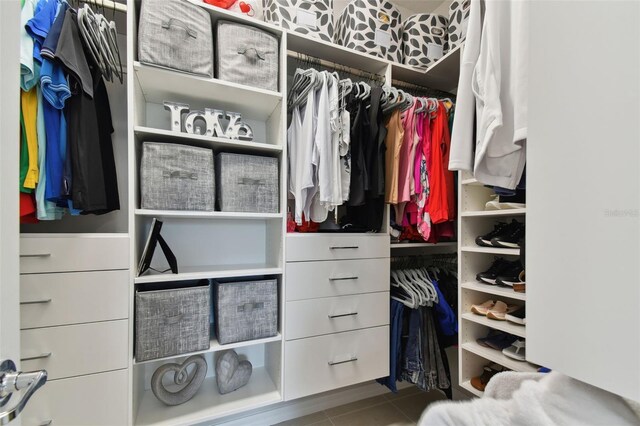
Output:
[485, 194, 526, 211]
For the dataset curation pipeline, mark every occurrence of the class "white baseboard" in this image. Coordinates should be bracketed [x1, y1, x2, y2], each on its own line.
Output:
[208, 381, 470, 426]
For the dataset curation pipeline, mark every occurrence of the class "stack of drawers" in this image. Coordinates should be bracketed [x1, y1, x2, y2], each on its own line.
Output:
[19, 234, 130, 426]
[284, 234, 390, 400]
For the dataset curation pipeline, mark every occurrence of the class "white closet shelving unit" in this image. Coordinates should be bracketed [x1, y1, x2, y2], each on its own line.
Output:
[457, 172, 533, 397]
[127, 2, 287, 425]
[126, 0, 461, 423]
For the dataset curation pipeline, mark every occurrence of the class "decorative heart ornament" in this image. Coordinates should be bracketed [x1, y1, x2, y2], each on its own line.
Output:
[215, 350, 252, 395]
[151, 355, 207, 406]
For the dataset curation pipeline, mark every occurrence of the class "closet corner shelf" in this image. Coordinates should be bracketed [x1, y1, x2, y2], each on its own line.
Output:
[459, 380, 484, 398]
[461, 313, 526, 338]
[390, 241, 458, 249]
[460, 246, 520, 256]
[133, 127, 283, 154]
[134, 264, 283, 284]
[390, 44, 462, 92]
[134, 367, 281, 426]
[462, 342, 538, 373]
[134, 209, 283, 221]
[133, 62, 282, 121]
[134, 334, 283, 365]
[461, 209, 526, 218]
[286, 31, 389, 75]
[461, 281, 526, 301]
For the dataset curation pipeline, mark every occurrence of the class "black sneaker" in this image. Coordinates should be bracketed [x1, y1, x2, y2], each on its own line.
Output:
[475, 222, 509, 247]
[476, 257, 512, 285]
[491, 219, 525, 248]
[496, 260, 525, 287]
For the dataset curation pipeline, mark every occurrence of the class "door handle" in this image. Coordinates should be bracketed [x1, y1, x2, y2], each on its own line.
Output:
[20, 353, 52, 362]
[328, 276, 358, 282]
[329, 246, 359, 250]
[328, 356, 358, 366]
[20, 299, 52, 305]
[19, 253, 51, 258]
[328, 312, 358, 319]
[0, 359, 48, 425]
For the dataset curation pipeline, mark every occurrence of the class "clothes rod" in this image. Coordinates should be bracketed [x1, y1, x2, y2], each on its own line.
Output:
[78, 0, 127, 13]
[286, 50, 385, 83]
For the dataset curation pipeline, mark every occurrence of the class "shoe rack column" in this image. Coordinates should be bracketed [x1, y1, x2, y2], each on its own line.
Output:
[457, 174, 534, 397]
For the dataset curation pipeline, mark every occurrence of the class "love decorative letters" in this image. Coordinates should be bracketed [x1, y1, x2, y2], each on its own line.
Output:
[164, 101, 254, 141]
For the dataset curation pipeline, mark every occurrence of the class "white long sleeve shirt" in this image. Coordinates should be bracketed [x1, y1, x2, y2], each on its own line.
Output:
[449, 0, 528, 190]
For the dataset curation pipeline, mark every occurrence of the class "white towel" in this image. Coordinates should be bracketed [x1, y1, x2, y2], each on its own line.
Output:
[419, 371, 640, 425]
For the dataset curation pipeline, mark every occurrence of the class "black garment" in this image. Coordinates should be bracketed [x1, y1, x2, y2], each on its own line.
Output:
[57, 11, 119, 213]
[343, 89, 386, 232]
[347, 97, 367, 207]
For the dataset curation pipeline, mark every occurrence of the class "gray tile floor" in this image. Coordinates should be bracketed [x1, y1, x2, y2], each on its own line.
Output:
[274, 387, 446, 426]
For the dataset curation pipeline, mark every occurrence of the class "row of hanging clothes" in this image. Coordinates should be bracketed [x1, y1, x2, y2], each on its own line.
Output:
[379, 253, 458, 398]
[386, 83, 457, 244]
[19, 0, 123, 223]
[286, 58, 388, 234]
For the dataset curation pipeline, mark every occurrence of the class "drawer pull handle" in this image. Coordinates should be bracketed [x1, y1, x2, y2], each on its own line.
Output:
[329, 276, 358, 282]
[328, 312, 358, 319]
[328, 357, 358, 366]
[39, 420, 52, 426]
[19, 253, 51, 258]
[329, 246, 359, 250]
[20, 299, 52, 305]
[21, 352, 52, 362]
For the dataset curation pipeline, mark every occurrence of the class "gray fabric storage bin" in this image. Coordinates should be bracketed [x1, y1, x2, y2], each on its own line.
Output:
[138, 0, 214, 78]
[216, 153, 279, 213]
[214, 279, 278, 345]
[448, 0, 470, 50]
[334, 0, 402, 63]
[135, 284, 210, 362]
[263, 0, 334, 43]
[141, 142, 215, 211]
[216, 20, 279, 91]
[402, 14, 449, 70]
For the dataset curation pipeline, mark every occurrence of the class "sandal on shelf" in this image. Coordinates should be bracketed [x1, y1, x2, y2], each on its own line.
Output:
[502, 339, 527, 361]
[486, 301, 519, 320]
[513, 270, 526, 293]
[470, 363, 504, 391]
[471, 300, 496, 316]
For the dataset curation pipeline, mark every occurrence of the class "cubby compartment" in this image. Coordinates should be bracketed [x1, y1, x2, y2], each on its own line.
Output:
[133, 341, 283, 426]
[134, 217, 283, 283]
[459, 215, 526, 248]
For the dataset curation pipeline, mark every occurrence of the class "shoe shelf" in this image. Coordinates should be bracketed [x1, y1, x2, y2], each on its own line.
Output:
[462, 342, 537, 373]
[461, 281, 526, 301]
[461, 209, 526, 217]
[390, 241, 458, 250]
[460, 246, 521, 256]
[134, 333, 283, 365]
[462, 313, 526, 338]
[460, 380, 484, 397]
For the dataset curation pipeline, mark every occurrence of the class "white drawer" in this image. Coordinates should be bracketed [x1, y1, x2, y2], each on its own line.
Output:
[286, 292, 389, 340]
[286, 234, 388, 262]
[20, 234, 129, 273]
[21, 270, 129, 329]
[284, 326, 389, 400]
[286, 258, 389, 301]
[21, 320, 129, 380]
[22, 369, 128, 426]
